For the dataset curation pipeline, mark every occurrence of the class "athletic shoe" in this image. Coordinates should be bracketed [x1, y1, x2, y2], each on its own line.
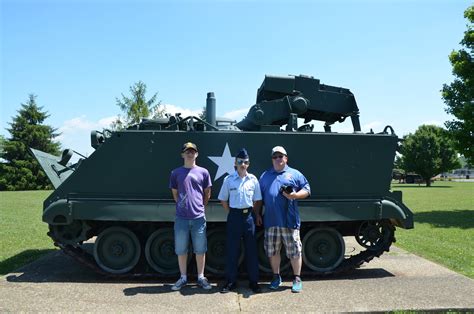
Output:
[171, 277, 187, 291]
[269, 274, 282, 290]
[291, 278, 302, 293]
[197, 277, 212, 290]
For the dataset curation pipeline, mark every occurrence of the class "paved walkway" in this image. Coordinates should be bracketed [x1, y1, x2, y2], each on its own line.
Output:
[1, 246, 473, 312]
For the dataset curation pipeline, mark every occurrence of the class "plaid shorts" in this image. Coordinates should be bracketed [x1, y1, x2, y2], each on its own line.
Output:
[264, 227, 302, 259]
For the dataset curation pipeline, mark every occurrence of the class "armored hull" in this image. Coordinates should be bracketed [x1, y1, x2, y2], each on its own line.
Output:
[32, 75, 413, 277]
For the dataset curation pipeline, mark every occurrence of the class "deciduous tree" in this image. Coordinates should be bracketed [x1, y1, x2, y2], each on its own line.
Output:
[442, 5, 474, 164]
[399, 125, 460, 186]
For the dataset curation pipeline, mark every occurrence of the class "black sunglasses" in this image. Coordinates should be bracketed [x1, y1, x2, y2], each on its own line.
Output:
[272, 155, 285, 160]
[236, 159, 250, 165]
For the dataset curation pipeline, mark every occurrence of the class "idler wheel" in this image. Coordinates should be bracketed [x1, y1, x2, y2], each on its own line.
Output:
[355, 220, 394, 251]
[205, 228, 243, 275]
[51, 220, 90, 246]
[302, 228, 345, 272]
[145, 228, 186, 275]
[256, 230, 291, 273]
[93, 226, 141, 274]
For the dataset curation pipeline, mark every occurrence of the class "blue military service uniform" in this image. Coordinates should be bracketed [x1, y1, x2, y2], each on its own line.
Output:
[218, 149, 262, 288]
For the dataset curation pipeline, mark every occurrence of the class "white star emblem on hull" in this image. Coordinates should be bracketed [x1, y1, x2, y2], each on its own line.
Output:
[208, 143, 235, 181]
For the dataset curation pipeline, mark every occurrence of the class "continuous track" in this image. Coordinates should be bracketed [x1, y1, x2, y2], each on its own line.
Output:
[51, 223, 396, 279]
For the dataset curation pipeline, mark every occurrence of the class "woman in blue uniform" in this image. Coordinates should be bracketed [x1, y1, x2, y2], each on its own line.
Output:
[218, 148, 262, 293]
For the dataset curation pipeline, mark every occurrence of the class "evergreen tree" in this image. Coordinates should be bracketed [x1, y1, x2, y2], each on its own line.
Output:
[399, 125, 460, 186]
[442, 5, 474, 164]
[0, 135, 5, 156]
[0, 95, 61, 190]
[111, 81, 165, 130]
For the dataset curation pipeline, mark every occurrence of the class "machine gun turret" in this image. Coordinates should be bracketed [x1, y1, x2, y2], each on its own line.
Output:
[236, 75, 361, 133]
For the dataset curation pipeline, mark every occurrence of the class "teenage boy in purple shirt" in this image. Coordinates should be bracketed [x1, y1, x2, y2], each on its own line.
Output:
[169, 142, 212, 291]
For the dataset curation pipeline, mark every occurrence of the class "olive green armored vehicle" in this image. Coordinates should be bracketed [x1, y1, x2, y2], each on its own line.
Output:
[31, 75, 413, 277]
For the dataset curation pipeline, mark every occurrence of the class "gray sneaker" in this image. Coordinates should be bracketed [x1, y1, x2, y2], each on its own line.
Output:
[197, 277, 212, 290]
[171, 277, 187, 291]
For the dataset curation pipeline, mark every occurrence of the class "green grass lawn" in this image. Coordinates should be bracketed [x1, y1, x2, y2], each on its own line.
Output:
[1, 183, 473, 278]
[0, 190, 56, 275]
[392, 181, 474, 278]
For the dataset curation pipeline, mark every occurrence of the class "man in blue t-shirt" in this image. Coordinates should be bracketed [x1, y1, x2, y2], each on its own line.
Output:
[259, 146, 310, 293]
[169, 142, 212, 291]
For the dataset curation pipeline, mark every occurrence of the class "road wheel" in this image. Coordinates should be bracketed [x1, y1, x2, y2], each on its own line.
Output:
[93, 226, 141, 274]
[205, 228, 243, 275]
[145, 228, 180, 275]
[302, 228, 345, 272]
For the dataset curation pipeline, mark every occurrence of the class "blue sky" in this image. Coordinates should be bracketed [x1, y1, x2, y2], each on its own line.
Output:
[1, 0, 471, 156]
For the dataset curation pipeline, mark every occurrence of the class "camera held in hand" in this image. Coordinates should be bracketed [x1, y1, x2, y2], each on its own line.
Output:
[279, 185, 294, 194]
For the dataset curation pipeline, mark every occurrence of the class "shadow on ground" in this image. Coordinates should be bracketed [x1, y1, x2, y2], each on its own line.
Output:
[4, 250, 394, 286]
[391, 185, 453, 188]
[0, 249, 56, 276]
[415, 209, 473, 229]
[122, 269, 394, 298]
[123, 282, 293, 298]
[123, 284, 231, 296]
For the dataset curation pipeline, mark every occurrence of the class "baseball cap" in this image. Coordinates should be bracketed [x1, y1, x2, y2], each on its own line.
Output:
[271, 146, 287, 156]
[182, 142, 198, 152]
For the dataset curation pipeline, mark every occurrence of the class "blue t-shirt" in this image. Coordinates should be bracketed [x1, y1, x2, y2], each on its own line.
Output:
[169, 166, 212, 219]
[259, 165, 310, 229]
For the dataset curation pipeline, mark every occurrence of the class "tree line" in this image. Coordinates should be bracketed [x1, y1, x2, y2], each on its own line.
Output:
[1, 5, 472, 190]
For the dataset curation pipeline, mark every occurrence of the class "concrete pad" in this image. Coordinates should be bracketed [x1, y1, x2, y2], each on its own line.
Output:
[1, 246, 473, 312]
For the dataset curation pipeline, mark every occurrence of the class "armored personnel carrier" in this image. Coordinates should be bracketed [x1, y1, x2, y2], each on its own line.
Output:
[32, 74, 413, 277]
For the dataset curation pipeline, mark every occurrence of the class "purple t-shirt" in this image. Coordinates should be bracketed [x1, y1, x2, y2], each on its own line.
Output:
[169, 166, 212, 219]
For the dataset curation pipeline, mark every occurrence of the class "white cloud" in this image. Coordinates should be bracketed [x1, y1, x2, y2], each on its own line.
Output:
[163, 104, 248, 122]
[57, 115, 118, 158]
[98, 116, 117, 127]
[222, 107, 249, 121]
[57, 115, 117, 140]
[163, 104, 202, 118]
[55, 106, 203, 158]
[220, 108, 389, 134]
[330, 122, 353, 134]
[56, 111, 396, 159]
[218, 108, 389, 133]
[57, 106, 205, 157]
[362, 121, 383, 132]
[320, 120, 384, 134]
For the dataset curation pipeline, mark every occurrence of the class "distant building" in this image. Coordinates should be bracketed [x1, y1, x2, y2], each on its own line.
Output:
[441, 167, 473, 179]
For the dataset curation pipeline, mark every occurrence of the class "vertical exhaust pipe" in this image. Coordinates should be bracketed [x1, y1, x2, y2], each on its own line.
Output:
[206, 92, 216, 127]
